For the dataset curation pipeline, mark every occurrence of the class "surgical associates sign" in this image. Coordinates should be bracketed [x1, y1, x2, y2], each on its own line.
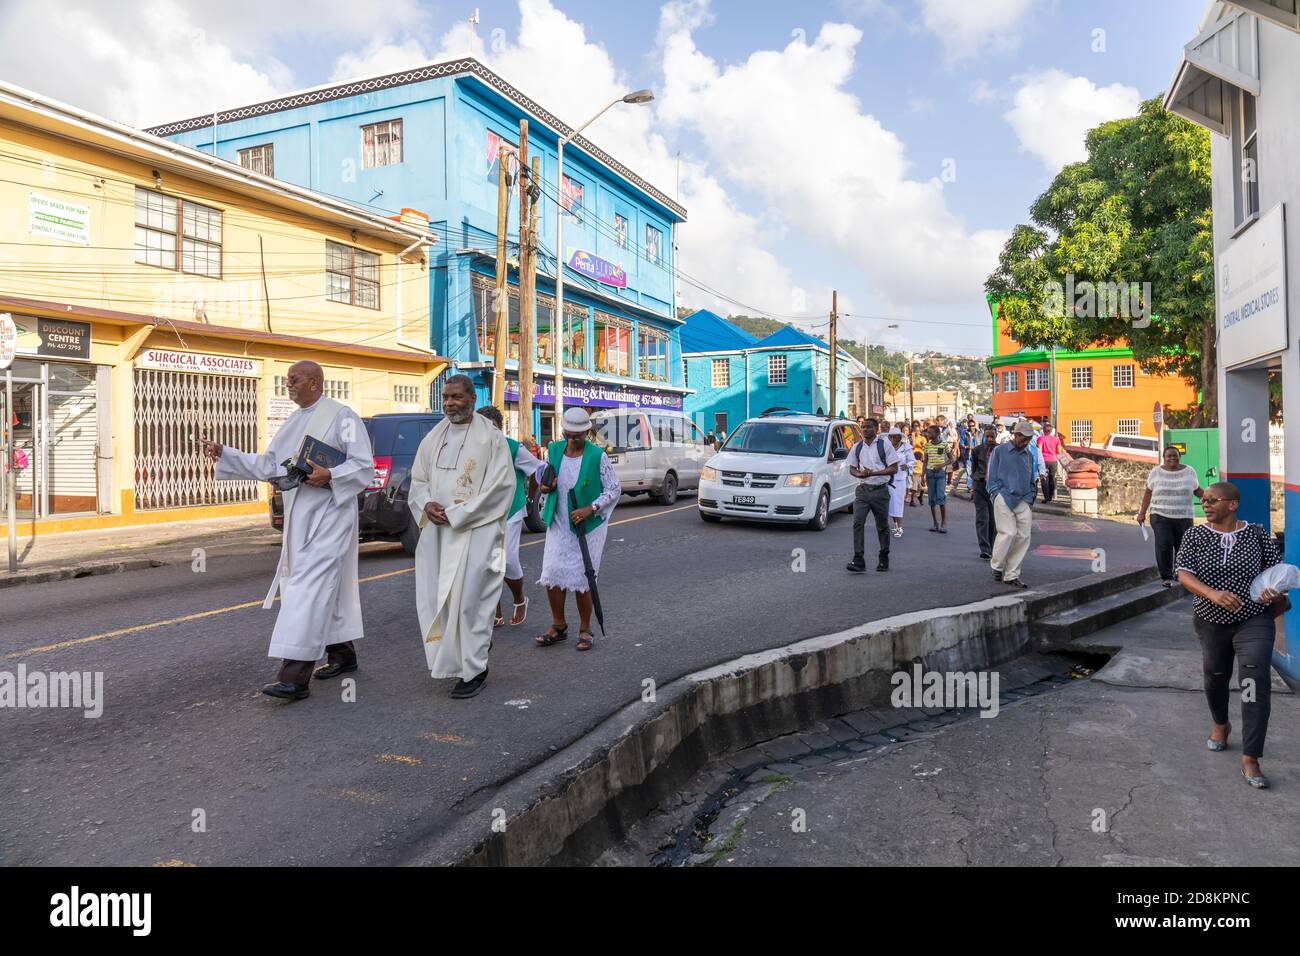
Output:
[1218, 204, 1288, 369]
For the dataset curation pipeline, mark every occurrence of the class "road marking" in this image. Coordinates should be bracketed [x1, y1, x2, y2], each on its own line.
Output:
[377, 753, 421, 766]
[6, 503, 694, 660]
[1033, 545, 1100, 560]
[1035, 519, 1094, 533]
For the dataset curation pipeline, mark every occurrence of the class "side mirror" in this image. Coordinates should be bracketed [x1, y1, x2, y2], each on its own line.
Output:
[832, 447, 849, 461]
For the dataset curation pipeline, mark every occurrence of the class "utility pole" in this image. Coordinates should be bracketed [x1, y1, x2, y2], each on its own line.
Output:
[514, 121, 530, 434]
[491, 142, 510, 412]
[519, 154, 540, 443]
[907, 357, 915, 425]
[829, 290, 838, 418]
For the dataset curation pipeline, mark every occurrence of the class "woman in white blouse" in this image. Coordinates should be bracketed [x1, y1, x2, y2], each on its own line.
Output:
[1137, 445, 1202, 587]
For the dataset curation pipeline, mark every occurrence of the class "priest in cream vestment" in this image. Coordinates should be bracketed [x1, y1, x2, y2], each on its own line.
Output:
[408, 375, 515, 699]
[202, 360, 373, 702]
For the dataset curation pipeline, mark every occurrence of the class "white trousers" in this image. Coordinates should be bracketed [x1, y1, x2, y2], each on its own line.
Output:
[991, 496, 1033, 582]
[504, 512, 524, 580]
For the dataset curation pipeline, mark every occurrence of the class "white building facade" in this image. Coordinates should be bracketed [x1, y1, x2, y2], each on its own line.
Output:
[1166, 0, 1300, 670]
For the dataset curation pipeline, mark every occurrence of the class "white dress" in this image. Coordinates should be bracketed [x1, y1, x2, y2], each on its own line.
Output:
[538, 450, 622, 592]
[889, 447, 911, 518]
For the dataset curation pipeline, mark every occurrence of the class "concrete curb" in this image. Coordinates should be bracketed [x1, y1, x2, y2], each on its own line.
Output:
[0, 557, 166, 589]
[407, 566, 1154, 867]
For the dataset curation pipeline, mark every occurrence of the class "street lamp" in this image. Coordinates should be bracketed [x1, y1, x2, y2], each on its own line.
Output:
[864, 323, 898, 417]
[552, 89, 655, 437]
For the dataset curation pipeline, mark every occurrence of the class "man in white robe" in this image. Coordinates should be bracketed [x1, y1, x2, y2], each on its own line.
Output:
[202, 360, 373, 701]
[409, 374, 514, 699]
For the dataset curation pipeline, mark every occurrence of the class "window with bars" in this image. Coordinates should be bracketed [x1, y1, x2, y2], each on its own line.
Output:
[361, 119, 403, 168]
[323, 379, 351, 400]
[274, 375, 288, 397]
[1071, 420, 1093, 445]
[1001, 369, 1018, 392]
[394, 384, 421, 404]
[768, 354, 788, 385]
[683, 359, 689, 388]
[1025, 368, 1048, 391]
[238, 144, 274, 177]
[1112, 364, 1134, 388]
[134, 187, 222, 277]
[1071, 367, 1092, 389]
[430, 369, 448, 413]
[1117, 418, 1141, 436]
[326, 241, 380, 309]
[712, 358, 730, 388]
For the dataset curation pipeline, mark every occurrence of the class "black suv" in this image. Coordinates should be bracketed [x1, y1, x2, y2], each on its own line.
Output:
[270, 412, 443, 556]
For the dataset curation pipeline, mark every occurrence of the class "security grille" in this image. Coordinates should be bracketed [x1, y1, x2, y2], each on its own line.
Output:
[134, 369, 259, 510]
[1117, 418, 1141, 436]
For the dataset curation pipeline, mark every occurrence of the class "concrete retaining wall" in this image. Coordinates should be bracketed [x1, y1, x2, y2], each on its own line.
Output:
[409, 568, 1154, 867]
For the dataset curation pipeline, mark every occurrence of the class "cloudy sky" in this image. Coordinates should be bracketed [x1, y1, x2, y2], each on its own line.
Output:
[0, 0, 1206, 354]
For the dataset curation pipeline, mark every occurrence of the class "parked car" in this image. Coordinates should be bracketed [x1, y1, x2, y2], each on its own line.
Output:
[590, 407, 714, 505]
[270, 412, 443, 556]
[1102, 433, 1160, 460]
[697, 414, 862, 530]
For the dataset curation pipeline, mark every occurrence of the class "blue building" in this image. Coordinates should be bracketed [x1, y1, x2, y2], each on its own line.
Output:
[147, 57, 689, 441]
[680, 310, 853, 437]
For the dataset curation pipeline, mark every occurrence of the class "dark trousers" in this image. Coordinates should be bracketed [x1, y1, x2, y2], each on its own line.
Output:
[852, 484, 891, 561]
[972, 479, 993, 554]
[1150, 514, 1192, 582]
[277, 641, 356, 686]
[1041, 463, 1057, 503]
[1195, 613, 1274, 758]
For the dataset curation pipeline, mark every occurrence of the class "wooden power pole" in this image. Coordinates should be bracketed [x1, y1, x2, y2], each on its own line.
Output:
[828, 290, 838, 418]
[491, 142, 510, 412]
[515, 119, 534, 441]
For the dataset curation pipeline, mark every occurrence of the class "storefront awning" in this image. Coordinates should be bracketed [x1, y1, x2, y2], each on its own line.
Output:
[1165, 8, 1260, 135]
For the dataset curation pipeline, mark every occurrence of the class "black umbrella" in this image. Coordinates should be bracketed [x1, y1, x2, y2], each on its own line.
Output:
[569, 488, 606, 636]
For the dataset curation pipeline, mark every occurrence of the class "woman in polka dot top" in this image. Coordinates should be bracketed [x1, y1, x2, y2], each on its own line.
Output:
[1175, 482, 1286, 789]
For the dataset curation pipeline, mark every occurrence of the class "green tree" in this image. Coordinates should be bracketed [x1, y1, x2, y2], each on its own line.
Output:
[985, 96, 1215, 424]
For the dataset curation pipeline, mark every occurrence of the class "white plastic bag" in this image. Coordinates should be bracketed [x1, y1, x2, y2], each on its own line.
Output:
[1250, 563, 1300, 602]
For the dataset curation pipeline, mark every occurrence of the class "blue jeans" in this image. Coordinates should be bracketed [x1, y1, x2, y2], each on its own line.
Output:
[926, 470, 947, 505]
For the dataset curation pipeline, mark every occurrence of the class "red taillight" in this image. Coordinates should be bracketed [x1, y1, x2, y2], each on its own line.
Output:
[369, 455, 392, 490]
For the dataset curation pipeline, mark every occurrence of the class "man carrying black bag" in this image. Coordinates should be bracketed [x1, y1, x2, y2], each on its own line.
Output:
[847, 417, 902, 573]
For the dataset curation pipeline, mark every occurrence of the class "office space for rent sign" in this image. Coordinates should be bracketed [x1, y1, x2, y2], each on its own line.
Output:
[1218, 204, 1288, 369]
[29, 192, 90, 245]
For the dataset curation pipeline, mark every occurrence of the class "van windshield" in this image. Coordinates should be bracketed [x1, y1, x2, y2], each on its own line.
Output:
[723, 421, 827, 457]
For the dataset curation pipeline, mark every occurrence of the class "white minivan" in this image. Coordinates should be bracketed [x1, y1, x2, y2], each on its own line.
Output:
[697, 414, 862, 530]
[591, 408, 714, 504]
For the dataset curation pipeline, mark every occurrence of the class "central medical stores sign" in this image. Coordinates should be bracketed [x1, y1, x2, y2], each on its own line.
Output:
[1217, 203, 1288, 369]
[137, 349, 261, 377]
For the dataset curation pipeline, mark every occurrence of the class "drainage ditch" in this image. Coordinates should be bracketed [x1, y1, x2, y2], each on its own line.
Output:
[644, 649, 1112, 867]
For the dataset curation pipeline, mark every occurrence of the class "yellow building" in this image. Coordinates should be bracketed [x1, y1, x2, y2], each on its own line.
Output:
[0, 81, 447, 534]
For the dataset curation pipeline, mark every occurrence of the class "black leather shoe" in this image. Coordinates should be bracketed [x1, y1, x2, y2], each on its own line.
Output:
[979, 552, 992, 559]
[1005, 578, 1028, 589]
[314, 661, 358, 680]
[262, 681, 310, 701]
[992, 570, 1003, 581]
[846, 559, 866, 573]
[876, 558, 889, 572]
[451, 668, 489, 699]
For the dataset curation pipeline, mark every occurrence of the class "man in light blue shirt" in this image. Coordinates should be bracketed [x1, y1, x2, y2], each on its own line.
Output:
[986, 421, 1038, 588]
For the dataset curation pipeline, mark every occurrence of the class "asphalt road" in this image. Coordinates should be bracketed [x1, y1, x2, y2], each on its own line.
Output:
[0, 491, 1155, 865]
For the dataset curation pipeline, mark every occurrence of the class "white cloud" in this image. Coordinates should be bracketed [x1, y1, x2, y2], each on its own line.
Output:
[0, 0, 431, 125]
[919, 0, 1035, 62]
[1003, 69, 1141, 172]
[907, 97, 935, 113]
[656, 14, 1006, 309]
[968, 79, 998, 105]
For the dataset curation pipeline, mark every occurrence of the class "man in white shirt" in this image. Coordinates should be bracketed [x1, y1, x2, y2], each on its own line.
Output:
[847, 417, 904, 573]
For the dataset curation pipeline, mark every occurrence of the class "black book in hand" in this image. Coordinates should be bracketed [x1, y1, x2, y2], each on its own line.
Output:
[290, 434, 347, 475]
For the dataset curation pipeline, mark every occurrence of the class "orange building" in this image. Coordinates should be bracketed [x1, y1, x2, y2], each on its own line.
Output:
[985, 298, 1196, 446]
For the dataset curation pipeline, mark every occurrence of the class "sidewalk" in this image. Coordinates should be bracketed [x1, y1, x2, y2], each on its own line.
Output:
[0, 513, 284, 588]
[647, 599, 1300, 866]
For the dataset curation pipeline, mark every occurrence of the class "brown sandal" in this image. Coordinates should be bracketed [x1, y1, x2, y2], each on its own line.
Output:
[536, 624, 568, 647]
[576, 631, 595, 651]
